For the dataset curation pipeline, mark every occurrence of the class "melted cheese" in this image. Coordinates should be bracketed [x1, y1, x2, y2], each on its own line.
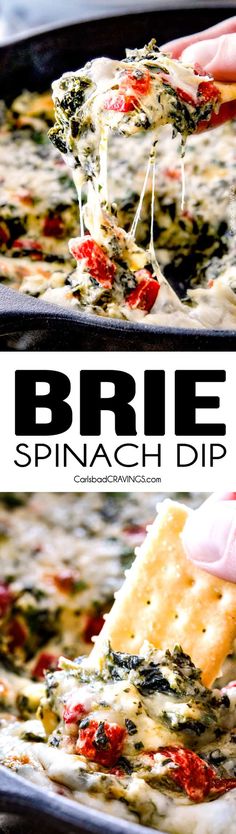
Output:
[49, 42, 219, 319]
[1, 642, 236, 833]
[0, 86, 235, 329]
[0, 494, 236, 832]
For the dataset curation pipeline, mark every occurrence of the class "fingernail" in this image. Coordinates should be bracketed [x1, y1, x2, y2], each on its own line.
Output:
[182, 501, 236, 582]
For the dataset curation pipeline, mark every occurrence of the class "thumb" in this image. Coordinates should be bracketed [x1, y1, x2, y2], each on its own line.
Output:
[182, 494, 236, 582]
[181, 33, 236, 81]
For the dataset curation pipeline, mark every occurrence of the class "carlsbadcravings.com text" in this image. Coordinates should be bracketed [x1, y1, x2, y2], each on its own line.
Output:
[74, 476, 162, 483]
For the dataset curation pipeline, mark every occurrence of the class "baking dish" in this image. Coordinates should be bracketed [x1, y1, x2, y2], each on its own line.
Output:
[0, 3, 236, 350]
[0, 765, 159, 834]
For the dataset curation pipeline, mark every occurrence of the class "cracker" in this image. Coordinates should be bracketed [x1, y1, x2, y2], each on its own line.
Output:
[217, 81, 236, 104]
[90, 500, 236, 686]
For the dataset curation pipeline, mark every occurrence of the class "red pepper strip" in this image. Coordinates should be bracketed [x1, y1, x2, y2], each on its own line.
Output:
[63, 694, 87, 725]
[126, 270, 160, 312]
[0, 223, 10, 245]
[197, 99, 236, 132]
[13, 238, 43, 260]
[198, 80, 219, 102]
[32, 652, 59, 680]
[164, 168, 181, 181]
[160, 746, 236, 802]
[168, 76, 220, 123]
[104, 68, 151, 112]
[83, 613, 105, 644]
[182, 210, 194, 221]
[17, 190, 33, 206]
[123, 523, 147, 538]
[7, 618, 27, 651]
[76, 720, 125, 767]
[43, 215, 64, 238]
[110, 765, 126, 777]
[103, 92, 137, 112]
[175, 86, 196, 106]
[175, 79, 219, 107]
[175, 71, 236, 131]
[69, 237, 116, 288]
[13, 238, 42, 252]
[119, 68, 151, 96]
[210, 777, 236, 798]
[0, 583, 12, 617]
[53, 570, 76, 594]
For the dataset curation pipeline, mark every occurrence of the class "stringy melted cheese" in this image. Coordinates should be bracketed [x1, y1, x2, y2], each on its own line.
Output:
[0, 45, 235, 328]
[49, 42, 219, 322]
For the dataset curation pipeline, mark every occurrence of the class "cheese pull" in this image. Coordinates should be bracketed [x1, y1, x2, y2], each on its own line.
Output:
[89, 500, 236, 687]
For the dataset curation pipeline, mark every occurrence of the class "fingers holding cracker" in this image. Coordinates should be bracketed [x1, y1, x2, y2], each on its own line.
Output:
[90, 500, 236, 686]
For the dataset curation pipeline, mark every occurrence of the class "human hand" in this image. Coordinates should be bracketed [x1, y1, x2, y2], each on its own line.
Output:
[162, 18, 236, 128]
[182, 493, 236, 583]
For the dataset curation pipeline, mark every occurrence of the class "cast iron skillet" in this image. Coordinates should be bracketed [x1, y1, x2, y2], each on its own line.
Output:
[0, 764, 159, 834]
[0, 3, 236, 350]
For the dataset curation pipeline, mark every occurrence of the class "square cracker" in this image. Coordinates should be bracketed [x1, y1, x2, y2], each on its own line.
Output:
[90, 500, 236, 686]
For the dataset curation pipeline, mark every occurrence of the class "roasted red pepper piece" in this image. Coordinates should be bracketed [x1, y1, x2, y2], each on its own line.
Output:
[163, 72, 219, 122]
[83, 613, 105, 644]
[182, 209, 194, 221]
[160, 746, 213, 801]
[198, 80, 219, 103]
[197, 99, 236, 132]
[103, 92, 137, 112]
[209, 776, 236, 798]
[7, 618, 27, 651]
[160, 746, 236, 802]
[0, 583, 12, 618]
[69, 237, 116, 288]
[76, 719, 125, 767]
[120, 68, 151, 96]
[110, 764, 126, 777]
[175, 87, 196, 106]
[104, 68, 151, 112]
[126, 270, 160, 312]
[175, 78, 218, 108]
[123, 523, 147, 539]
[17, 190, 34, 206]
[13, 238, 43, 259]
[43, 215, 64, 238]
[0, 223, 10, 245]
[63, 694, 87, 725]
[53, 570, 76, 594]
[32, 652, 59, 680]
[164, 167, 181, 181]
